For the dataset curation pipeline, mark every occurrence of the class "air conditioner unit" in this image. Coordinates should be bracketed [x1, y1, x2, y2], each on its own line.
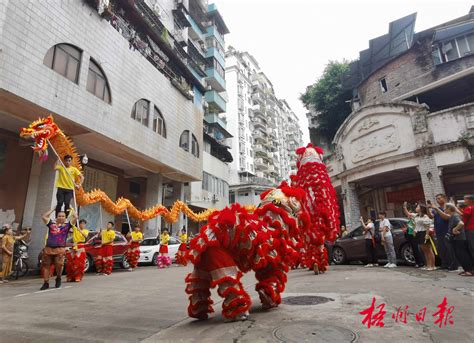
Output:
[202, 21, 213, 27]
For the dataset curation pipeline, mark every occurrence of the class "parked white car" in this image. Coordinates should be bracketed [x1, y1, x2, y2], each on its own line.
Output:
[139, 236, 181, 265]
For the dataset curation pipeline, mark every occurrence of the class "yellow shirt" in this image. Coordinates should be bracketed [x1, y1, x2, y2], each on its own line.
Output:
[179, 233, 187, 244]
[131, 231, 143, 242]
[160, 233, 170, 245]
[101, 230, 116, 245]
[72, 226, 89, 244]
[1, 235, 15, 252]
[55, 165, 81, 190]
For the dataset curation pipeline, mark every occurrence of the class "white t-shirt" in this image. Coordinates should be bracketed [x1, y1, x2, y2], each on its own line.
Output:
[380, 218, 392, 237]
[414, 215, 432, 232]
[364, 222, 374, 239]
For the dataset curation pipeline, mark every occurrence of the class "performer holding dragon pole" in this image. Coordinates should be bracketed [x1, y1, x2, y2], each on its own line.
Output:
[126, 225, 143, 271]
[176, 227, 188, 266]
[157, 229, 172, 268]
[65, 218, 89, 282]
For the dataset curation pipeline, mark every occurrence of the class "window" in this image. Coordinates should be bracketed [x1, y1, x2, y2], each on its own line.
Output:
[180, 130, 189, 151]
[43, 43, 81, 83]
[191, 134, 199, 157]
[432, 32, 474, 65]
[379, 78, 388, 93]
[206, 57, 225, 79]
[131, 99, 150, 126]
[152, 106, 166, 138]
[86, 59, 111, 103]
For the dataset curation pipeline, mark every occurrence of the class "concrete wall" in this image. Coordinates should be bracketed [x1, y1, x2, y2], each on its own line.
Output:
[189, 151, 230, 209]
[0, 0, 203, 181]
[0, 133, 33, 224]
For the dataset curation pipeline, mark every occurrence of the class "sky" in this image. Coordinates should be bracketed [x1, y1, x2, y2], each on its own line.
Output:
[213, 0, 473, 143]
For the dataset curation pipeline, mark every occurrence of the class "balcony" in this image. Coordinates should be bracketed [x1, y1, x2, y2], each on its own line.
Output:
[206, 68, 226, 92]
[253, 119, 266, 130]
[254, 158, 268, 171]
[206, 47, 225, 68]
[205, 113, 227, 128]
[206, 25, 225, 46]
[205, 90, 226, 113]
[254, 144, 265, 154]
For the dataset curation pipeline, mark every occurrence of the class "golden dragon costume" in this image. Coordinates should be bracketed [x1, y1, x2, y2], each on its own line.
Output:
[20, 115, 218, 223]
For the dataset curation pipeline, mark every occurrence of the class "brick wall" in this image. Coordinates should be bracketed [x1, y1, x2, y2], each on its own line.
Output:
[358, 38, 474, 106]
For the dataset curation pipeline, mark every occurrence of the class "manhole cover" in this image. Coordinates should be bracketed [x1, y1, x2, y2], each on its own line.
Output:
[273, 322, 357, 343]
[282, 296, 334, 306]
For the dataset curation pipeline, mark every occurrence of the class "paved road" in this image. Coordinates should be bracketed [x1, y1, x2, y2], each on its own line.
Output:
[0, 265, 472, 342]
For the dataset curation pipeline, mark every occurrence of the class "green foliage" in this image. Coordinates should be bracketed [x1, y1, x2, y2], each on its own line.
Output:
[301, 61, 352, 144]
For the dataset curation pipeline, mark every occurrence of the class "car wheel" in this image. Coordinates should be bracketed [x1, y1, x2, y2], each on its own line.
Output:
[120, 256, 130, 269]
[84, 255, 93, 273]
[401, 244, 415, 265]
[332, 247, 346, 265]
[151, 253, 158, 266]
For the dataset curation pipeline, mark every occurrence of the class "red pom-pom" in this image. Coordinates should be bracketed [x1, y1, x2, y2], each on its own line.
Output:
[295, 146, 306, 155]
[315, 146, 324, 155]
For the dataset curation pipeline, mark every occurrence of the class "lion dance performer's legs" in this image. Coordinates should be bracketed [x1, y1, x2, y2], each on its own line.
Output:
[186, 247, 251, 321]
[157, 245, 172, 269]
[126, 242, 140, 270]
[102, 244, 114, 275]
[66, 244, 87, 282]
[255, 263, 287, 309]
[175, 243, 188, 266]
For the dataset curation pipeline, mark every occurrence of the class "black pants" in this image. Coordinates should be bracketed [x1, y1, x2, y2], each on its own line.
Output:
[437, 236, 458, 269]
[365, 239, 376, 264]
[407, 234, 424, 266]
[56, 187, 73, 218]
[452, 240, 473, 272]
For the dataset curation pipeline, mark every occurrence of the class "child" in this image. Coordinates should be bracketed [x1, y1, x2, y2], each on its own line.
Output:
[96, 221, 115, 275]
[66, 219, 89, 282]
[126, 225, 143, 271]
[176, 227, 188, 266]
[157, 229, 171, 268]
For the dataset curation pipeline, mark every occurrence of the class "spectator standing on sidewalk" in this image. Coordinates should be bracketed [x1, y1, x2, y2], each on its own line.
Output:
[378, 212, 397, 268]
[403, 203, 435, 271]
[1, 225, 31, 283]
[445, 203, 473, 276]
[428, 194, 458, 271]
[461, 195, 474, 259]
[360, 217, 376, 267]
[402, 203, 424, 268]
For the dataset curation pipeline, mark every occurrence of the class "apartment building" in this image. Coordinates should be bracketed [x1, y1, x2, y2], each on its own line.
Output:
[0, 0, 229, 261]
[225, 47, 303, 205]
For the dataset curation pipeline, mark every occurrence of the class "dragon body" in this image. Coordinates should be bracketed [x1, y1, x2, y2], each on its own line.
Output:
[20, 115, 216, 223]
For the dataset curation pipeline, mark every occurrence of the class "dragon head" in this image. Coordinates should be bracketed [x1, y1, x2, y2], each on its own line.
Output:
[20, 115, 61, 160]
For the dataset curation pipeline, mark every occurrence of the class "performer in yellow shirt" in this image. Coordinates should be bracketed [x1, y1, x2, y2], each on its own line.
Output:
[54, 155, 83, 218]
[65, 219, 89, 282]
[126, 225, 143, 271]
[176, 227, 188, 266]
[157, 229, 171, 268]
[95, 221, 115, 275]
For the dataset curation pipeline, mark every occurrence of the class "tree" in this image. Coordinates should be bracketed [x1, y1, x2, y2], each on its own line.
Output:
[301, 61, 352, 146]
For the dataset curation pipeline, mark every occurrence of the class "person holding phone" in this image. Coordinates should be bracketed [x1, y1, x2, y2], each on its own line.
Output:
[427, 194, 458, 271]
[360, 216, 376, 267]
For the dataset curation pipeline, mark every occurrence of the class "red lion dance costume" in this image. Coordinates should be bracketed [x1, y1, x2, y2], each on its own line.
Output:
[184, 182, 309, 321]
[65, 246, 87, 282]
[291, 144, 340, 274]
